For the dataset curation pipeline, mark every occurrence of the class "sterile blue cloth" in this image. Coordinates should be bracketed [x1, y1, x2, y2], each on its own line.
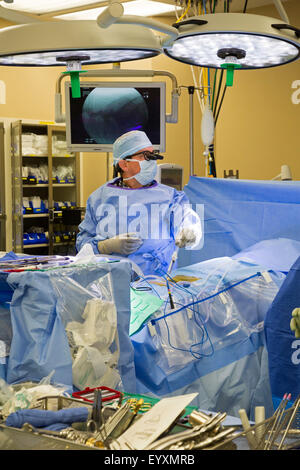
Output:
[233, 238, 300, 273]
[131, 257, 286, 419]
[179, 176, 300, 268]
[0, 252, 35, 303]
[0, 302, 12, 380]
[76, 179, 201, 276]
[264, 255, 300, 402]
[6, 269, 73, 388]
[5, 259, 136, 392]
[5, 407, 89, 429]
[0, 252, 22, 303]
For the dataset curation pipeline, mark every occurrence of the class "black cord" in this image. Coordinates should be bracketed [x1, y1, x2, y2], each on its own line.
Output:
[213, 68, 224, 118]
[208, 144, 217, 177]
[243, 0, 248, 13]
[215, 85, 227, 124]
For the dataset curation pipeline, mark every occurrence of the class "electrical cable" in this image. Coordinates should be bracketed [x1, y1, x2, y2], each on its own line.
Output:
[211, 69, 218, 113]
[158, 269, 215, 359]
[132, 273, 163, 299]
[176, 0, 191, 23]
[208, 144, 217, 177]
[162, 299, 215, 359]
[191, 66, 204, 112]
[174, 0, 180, 19]
[243, 0, 248, 13]
[215, 85, 227, 124]
[151, 271, 263, 324]
[149, 267, 271, 361]
[207, 68, 211, 105]
[213, 69, 224, 118]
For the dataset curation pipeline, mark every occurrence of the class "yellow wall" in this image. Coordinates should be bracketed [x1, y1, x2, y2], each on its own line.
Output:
[213, 0, 300, 180]
[0, 0, 299, 210]
[151, 0, 300, 182]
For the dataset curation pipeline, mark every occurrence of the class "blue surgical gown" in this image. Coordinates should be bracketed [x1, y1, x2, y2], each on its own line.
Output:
[76, 179, 200, 275]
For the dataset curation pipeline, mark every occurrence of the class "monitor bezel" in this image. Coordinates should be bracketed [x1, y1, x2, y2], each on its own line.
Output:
[64, 80, 166, 153]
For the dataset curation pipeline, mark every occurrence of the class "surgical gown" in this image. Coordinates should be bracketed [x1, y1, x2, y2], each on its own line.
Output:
[76, 179, 201, 275]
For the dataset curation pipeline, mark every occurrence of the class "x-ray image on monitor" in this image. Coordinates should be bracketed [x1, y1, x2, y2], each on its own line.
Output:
[65, 81, 166, 153]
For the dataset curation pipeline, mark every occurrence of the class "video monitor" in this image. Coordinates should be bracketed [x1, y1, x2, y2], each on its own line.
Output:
[65, 81, 166, 153]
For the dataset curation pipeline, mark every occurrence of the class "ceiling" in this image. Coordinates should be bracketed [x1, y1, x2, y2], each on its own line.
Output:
[0, 0, 288, 21]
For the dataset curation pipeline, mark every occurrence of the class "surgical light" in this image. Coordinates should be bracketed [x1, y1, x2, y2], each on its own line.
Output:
[0, 19, 162, 66]
[163, 13, 300, 70]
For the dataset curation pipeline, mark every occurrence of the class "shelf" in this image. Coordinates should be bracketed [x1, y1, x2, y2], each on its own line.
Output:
[23, 184, 48, 188]
[23, 243, 49, 248]
[12, 121, 79, 256]
[23, 213, 49, 218]
[52, 154, 75, 158]
[54, 241, 75, 246]
[23, 154, 75, 158]
[23, 184, 75, 188]
[22, 155, 48, 158]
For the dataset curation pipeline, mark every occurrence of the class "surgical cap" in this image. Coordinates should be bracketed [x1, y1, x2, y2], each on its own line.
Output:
[113, 131, 153, 165]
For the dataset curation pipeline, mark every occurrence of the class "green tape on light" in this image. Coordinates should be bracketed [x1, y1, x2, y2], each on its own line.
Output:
[220, 63, 241, 87]
[62, 70, 87, 98]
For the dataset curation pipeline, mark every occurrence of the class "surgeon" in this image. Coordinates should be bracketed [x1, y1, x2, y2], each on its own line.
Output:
[76, 130, 202, 275]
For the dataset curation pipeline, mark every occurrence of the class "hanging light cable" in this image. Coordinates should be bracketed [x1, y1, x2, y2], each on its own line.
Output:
[176, 0, 191, 23]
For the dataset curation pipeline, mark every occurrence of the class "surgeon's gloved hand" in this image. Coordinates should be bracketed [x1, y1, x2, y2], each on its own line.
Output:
[175, 226, 198, 248]
[290, 308, 300, 338]
[98, 233, 143, 255]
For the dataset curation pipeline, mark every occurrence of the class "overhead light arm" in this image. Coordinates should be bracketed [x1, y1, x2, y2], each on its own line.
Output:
[273, 0, 290, 24]
[55, 68, 179, 124]
[0, 4, 43, 23]
[97, 2, 178, 46]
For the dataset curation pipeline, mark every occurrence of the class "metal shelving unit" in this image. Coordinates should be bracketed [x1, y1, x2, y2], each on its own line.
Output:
[11, 121, 80, 255]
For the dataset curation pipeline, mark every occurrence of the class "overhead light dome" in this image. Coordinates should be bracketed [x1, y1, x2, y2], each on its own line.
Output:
[163, 13, 300, 69]
[0, 19, 162, 66]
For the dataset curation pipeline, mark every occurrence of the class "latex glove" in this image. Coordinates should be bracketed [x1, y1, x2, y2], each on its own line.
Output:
[290, 308, 300, 338]
[98, 233, 143, 255]
[175, 227, 198, 248]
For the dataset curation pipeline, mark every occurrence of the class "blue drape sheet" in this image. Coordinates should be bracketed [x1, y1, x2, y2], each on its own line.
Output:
[179, 177, 300, 268]
[1, 259, 136, 393]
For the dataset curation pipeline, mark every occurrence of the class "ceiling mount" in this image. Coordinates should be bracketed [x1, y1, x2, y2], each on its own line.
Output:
[217, 48, 246, 60]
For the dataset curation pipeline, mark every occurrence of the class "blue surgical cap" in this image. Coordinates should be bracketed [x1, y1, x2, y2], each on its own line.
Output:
[113, 131, 153, 165]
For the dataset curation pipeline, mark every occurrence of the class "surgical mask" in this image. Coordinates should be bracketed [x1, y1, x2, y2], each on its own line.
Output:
[123, 159, 157, 186]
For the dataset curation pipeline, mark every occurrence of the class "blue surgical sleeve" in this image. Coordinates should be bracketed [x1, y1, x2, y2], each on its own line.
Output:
[76, 197, 103, 254]
[171, 190, 201, 237]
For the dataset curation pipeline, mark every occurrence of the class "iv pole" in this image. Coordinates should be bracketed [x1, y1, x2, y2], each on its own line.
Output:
[188, 86, 195, 177]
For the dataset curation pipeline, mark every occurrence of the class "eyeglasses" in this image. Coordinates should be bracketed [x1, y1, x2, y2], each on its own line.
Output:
[125, 150, 164, 161]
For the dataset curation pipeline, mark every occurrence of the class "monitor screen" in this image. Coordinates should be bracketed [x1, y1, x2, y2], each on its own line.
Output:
[65, 81, 166, 153]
